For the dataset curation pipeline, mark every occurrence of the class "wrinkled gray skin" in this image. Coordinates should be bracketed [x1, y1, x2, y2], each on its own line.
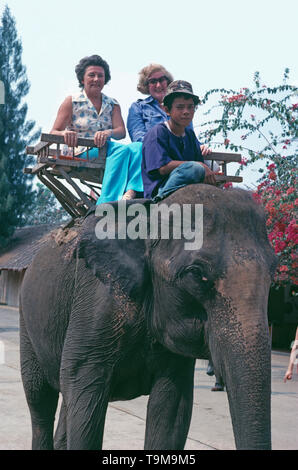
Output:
[20, 185, 276, 450]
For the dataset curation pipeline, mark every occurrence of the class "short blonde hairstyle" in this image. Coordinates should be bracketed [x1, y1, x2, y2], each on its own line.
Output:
[137, 63, 174, 95]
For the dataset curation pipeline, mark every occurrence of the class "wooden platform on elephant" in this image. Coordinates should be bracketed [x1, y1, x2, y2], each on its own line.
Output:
[25, 133, 243, 220]
[25, 133, 107, 219]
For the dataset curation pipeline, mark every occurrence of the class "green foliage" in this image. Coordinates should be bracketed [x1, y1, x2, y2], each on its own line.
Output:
[199, 69, 297, 287]
[0, 5, 40, 248]
[25, 183, 69, 226]
[199, 68, 297, 176]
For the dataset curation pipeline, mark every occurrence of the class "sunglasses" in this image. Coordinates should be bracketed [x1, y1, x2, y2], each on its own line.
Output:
[147, 76, 168, 86]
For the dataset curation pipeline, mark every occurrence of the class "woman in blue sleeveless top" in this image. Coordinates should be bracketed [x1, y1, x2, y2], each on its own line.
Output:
[50, 55, 143, 204]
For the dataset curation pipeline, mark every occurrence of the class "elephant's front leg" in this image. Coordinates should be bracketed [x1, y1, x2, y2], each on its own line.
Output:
[60, 352, 113, 450]
[145, 354, 195, 450]
[61, 361, 113, 450]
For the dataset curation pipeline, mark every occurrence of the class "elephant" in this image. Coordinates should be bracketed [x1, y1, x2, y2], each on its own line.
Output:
[19, 184, 277, 450]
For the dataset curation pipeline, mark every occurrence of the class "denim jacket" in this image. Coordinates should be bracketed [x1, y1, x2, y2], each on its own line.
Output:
[127, 95, 193, 143]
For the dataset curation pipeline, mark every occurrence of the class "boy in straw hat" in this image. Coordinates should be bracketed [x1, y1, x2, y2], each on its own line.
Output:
[141, 80, 216, 201]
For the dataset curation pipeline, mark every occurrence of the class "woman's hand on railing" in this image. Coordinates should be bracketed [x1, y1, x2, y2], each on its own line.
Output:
[62, 130, 78, 147]
[94, 130, 112, 148]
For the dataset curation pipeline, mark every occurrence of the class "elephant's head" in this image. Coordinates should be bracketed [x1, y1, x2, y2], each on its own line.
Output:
[78, 184, 277, 449]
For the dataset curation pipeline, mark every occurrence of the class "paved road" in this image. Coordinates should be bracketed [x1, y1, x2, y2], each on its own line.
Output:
[0, 305, 297, 450]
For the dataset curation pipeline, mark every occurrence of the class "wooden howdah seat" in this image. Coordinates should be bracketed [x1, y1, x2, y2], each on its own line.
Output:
[25, 133, 243, 219]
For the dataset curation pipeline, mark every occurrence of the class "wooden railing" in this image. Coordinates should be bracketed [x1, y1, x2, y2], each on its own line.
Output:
[24, 134, 243, 219]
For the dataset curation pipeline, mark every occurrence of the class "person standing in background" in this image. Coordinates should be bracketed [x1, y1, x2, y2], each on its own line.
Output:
[284, 326, 298, 382]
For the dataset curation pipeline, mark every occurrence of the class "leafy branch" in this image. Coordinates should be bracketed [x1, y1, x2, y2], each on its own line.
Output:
[198, 70, 297, 288]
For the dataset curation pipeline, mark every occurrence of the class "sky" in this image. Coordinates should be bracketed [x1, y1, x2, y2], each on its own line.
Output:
[1, 0, 298, 186]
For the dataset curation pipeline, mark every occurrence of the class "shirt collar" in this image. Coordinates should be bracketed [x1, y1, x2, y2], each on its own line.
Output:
[80, 89, 109, 116]
[139, 95, 155, 104]
[72, 90, 87, 102]
[142, 95, 168, 114]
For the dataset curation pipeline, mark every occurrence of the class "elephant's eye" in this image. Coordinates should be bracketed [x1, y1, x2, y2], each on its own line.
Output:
[181, 266, 214, 289]
[183, 266, 207, 281]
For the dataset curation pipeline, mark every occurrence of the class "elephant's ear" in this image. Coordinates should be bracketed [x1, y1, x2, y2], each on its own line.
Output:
[77, 200, 152, 302]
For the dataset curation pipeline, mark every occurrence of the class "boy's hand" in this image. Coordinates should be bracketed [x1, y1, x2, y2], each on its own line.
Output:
[202, 164, 217, 185]
[200, 145, 212, 156]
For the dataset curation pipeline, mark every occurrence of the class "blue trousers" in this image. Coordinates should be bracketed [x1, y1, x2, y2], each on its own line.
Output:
[97, 141, 143, 204]
[153, 161, 205, 202]
[76, 141, 143, 204]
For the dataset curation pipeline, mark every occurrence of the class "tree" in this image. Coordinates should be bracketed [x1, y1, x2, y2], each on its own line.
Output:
[199, 70, 297, 287]
[0, 5, 40, 248]
[25, 183, 69, 226]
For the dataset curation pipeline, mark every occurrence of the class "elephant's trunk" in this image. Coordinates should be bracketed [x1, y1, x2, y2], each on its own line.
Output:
[208, 260, 272, 450]
[224, 325, 271, 450]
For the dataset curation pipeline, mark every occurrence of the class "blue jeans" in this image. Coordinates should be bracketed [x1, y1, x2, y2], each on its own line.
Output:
[153, 161, 205, 202]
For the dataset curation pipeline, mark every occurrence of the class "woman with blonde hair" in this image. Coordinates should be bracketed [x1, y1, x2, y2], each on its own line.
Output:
[127, 63, 177, 143]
